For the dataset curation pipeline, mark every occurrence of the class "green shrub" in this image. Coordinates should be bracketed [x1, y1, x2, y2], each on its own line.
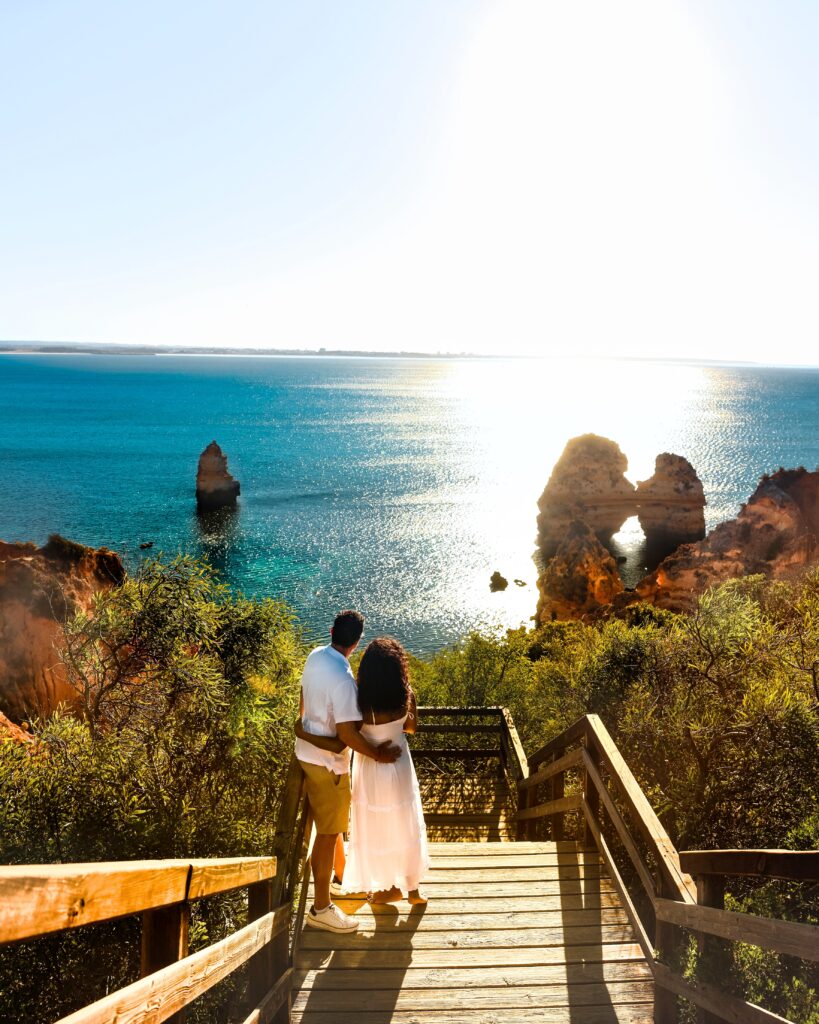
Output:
[0, 555, 304, 1023]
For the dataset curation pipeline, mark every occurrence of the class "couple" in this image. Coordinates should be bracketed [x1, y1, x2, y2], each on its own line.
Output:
[295, 609, 429, 934]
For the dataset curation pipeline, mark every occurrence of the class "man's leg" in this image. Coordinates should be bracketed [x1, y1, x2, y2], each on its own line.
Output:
[311, 832, 338, 911]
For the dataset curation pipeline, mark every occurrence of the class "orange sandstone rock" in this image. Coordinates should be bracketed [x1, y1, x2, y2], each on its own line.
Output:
[536, 520, 624, 623]
[0, 536, 124, 719]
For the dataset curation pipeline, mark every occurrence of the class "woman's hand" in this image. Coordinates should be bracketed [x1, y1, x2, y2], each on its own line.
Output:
[294, 717, 307, 739]
[403, 688, 418, 735]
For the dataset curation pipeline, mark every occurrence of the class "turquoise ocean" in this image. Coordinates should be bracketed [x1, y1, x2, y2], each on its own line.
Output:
[1, 355, 817, 653]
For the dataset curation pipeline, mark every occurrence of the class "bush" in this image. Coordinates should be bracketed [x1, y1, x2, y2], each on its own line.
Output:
[0, 555, 304, 1023]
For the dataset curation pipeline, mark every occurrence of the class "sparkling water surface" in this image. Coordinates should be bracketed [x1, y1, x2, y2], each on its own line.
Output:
[1, 355, 817, 653]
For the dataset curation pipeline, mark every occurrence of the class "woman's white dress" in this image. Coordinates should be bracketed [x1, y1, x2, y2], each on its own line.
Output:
[343, 714, 429, 893]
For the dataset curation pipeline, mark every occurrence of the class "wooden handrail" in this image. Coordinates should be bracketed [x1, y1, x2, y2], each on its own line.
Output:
[680, 850, 819, 881]
[55, 907, 290, 1024]
[0, 857, 277, 945]
[655, 899, 819, 962]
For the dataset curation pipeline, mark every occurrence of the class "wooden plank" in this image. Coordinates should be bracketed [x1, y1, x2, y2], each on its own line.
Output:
[336, 880, 620, 898]
[240, 968, 293, 1024]
[417, 707, 503, 716]
[187, 857, 277, 900]
[291, 1004, 655, 1023]
[421, 815, 511, 823]
[655, 898, 819, 961]
[585, 714, 696, 904]
[415, 724, 501, 734]
[334, 892, 628, 915]
[0, 857, 275, 945]
[653, 962, 792, 1024]
[515, 794, 581, 821]
[583, 748, 657, 903]
[422, 853, 603, 868]
[519, 747, 583, 790]
[295, 941, 648, 970]
[292, 961, 654, 991]
[413, 749, 502, 759]
[292, 981, 654, 1012]
[426, 841, 590, 853]
[323, 907, 631, 930]
[422, 864, 605, 881]
[56, 906, 290, 1024]
[300, 923, 640, 950]
[680, 850, 819, 882]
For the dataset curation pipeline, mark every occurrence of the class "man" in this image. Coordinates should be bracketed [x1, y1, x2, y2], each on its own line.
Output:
[296, 609, 402, 933]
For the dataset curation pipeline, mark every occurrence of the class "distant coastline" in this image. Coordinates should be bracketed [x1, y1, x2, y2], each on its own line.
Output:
[0, 341, 783, 367]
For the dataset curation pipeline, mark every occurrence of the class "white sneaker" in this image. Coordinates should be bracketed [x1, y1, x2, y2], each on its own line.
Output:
[330, 876, 345, 897]
[306, 903, 359, 933]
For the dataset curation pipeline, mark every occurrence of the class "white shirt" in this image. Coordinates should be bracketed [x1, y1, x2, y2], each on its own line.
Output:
[295, 644, 361, 774]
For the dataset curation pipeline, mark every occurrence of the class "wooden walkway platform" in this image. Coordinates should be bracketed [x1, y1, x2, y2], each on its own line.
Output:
[292, 840, 654, 1023]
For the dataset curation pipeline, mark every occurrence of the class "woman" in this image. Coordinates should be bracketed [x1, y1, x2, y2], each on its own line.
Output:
[296, 636, 429, 904]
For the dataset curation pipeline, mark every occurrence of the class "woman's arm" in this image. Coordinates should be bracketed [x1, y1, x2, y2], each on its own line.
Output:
[403, 689, 418, 735]
[294, 718, 347, 754]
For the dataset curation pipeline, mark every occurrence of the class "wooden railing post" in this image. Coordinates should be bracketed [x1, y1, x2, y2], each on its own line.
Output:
[247, 879, 275, 1007]
[694, 873, 726, 1024]
[583, 735, 601, 850]
[140, 902, 191, 1024]
[654, 876, 682, 1024]
[550, 749, 565, 842]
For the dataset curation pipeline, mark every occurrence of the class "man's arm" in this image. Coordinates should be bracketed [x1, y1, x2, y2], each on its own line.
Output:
[294, 718, 347, 754]
[336, 721, 402, 763]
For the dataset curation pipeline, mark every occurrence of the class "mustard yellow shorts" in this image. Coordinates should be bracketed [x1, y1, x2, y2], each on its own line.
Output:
[299, 761, 351, 835]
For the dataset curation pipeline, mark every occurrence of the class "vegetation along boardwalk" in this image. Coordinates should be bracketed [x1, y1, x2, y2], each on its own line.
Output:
[1, 707, 817, 1023]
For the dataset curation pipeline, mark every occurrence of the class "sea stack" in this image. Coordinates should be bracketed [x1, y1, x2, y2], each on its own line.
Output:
[196, 441, 240, 511]
[635, 453, 706, 547]
[536, 434, 636, 556]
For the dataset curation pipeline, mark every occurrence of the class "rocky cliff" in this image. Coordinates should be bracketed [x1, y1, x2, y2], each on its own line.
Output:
[632, 468, 819, 613]
[0, 536, 124, 719]
[196, 441, 240, 511]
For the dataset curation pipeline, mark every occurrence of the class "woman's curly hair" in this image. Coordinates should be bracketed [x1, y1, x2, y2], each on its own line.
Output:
[356, 636, 411, 717]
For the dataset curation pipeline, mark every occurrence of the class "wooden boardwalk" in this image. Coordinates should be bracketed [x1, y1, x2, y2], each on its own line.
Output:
[292, 840, 654, 1023]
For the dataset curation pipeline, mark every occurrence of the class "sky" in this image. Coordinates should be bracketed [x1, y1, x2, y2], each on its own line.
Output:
[1, 0, 818, 364]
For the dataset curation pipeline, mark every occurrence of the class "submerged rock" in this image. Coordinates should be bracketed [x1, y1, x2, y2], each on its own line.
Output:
[536, 520, 624, 623]
[196, 441, 240, 511]
[0, 536, 125, 719]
